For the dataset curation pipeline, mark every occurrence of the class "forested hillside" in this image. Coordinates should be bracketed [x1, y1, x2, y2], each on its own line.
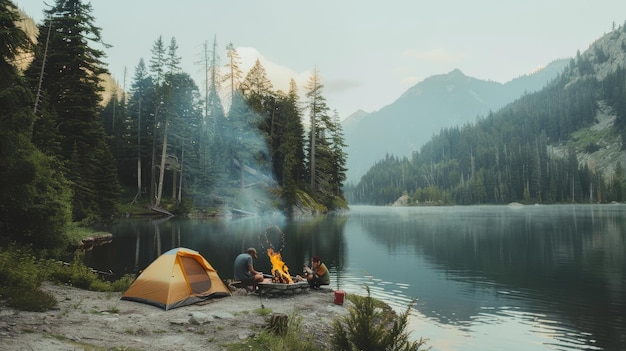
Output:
[346, 23, 626, 206]
[343, 60, 569, 184]
[1, 0, 348, 253]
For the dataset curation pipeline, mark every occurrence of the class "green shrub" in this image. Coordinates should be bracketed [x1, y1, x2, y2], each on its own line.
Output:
[0, 245, 48, 292]
[331, 286, 430, 351]
[111, 274, 134, 292]
[47, 254, 134, 293]
[1, 245, 133, 312]
[6, 287, 57, 312]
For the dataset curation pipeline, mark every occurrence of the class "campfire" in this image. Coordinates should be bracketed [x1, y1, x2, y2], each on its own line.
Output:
[267, 247, 293, 284]
[256, 225, 309, 297]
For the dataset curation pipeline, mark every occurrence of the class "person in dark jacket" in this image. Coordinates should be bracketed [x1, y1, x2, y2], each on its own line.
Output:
[233, 248, 263, 292]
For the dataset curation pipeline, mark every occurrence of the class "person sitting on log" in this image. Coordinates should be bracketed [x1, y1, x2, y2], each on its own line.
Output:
[233, 248, 264, 293]
[303, 256, 330, 289]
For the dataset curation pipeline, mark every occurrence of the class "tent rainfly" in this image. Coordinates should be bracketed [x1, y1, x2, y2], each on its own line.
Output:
[121, 247, 230, 310]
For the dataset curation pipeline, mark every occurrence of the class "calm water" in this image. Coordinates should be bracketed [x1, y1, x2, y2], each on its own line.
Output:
[86, 204, 626, 351]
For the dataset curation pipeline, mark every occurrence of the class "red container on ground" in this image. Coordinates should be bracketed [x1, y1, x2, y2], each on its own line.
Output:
[334, 290, 345, 305]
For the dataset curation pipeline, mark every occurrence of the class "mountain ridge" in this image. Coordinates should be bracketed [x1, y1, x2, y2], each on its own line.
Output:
[342, 59, 570, 183]
[347, 23, 626, 206]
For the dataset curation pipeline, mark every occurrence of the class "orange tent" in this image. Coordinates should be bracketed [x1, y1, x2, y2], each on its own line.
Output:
[121, 247, 230, 310]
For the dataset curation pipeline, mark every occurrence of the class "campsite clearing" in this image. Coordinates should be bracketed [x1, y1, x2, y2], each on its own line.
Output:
[0, 281, 350, 350]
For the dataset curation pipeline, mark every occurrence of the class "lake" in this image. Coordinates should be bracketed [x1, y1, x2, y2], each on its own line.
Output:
[85, 204, 626, 351]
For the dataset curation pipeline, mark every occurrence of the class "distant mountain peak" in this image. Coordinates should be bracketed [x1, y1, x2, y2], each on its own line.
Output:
[343, 59, 570, 184]
[448, 68, 465, 76]
[342, 109, 370, 128]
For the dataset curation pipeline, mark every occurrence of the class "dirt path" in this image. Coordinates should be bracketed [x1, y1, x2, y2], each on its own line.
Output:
[0, 282, 351, 350]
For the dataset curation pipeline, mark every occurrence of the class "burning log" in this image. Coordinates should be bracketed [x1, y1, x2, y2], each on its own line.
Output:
[267, 248, 293, 284]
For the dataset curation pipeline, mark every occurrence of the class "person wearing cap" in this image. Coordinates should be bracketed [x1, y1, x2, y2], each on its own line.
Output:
[304, 256, 330, 289]
[233, 248, 264, 292]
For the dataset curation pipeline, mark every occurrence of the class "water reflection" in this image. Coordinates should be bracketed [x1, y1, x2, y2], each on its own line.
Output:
[87, 205, 626, 351]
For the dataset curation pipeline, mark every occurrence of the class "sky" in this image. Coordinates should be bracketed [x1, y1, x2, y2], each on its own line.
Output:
[13, 0, 626, 119]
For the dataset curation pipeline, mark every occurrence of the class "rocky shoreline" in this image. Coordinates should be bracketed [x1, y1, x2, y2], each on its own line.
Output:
[0, 282, 352, 350]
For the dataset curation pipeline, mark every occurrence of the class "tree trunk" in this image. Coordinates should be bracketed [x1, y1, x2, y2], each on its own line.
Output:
[131, 98, 142, 204]
[269, 313, 288, 336]
[155, 120, 168, 206]
[310, 108, 316, 193]
[171, 163, 176, 201]
[177, 146, 184, 203]
[150, 107, 158, 205]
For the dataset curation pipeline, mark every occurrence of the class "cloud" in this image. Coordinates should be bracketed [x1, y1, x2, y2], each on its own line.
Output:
[325, 78, 361, 95]
[402, 48, 467, 64]
[233, 47, 311, 93]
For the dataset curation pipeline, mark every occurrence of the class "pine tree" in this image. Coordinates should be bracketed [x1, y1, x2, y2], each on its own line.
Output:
[125, 58, 155, 202]
[25, 0, 120, 221]
[276, 79, 306, 212]
[328, 111, 348, 204]
[234, 59, 273, 187]
[222, 42, 243, 111]
[159, 71, 203, 205]
[149, 35, 166, 86]
[240, 58, 273, 113]
[1, 0, 72, 251]
[205, 36, 225, 135]
[148, 36, 167, 205]
[166, 37, 181, 74]
[305, 68, 330, 196]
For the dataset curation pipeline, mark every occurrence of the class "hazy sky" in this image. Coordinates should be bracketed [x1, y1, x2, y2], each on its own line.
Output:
[14, 0, 626, 119]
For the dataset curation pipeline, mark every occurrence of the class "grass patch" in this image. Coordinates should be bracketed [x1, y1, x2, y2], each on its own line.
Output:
[254, 307, 272, 316]
[223, 311, 317, 351]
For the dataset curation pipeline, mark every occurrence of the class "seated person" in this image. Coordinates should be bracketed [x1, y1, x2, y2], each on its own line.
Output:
[233, 248, 264, 292]
[304, 255, 330, 289]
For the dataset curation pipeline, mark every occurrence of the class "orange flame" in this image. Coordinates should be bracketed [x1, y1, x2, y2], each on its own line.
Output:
[267, 248, 293, 284]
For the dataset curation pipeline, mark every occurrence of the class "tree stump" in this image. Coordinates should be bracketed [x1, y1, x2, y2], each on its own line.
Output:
[269, 313, 288, 335]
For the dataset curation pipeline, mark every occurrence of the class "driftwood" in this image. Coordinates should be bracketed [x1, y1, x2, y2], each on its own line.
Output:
[77, 233, 112, 250]
[268, 313, 288, 335]
[148, 205, 174, 217]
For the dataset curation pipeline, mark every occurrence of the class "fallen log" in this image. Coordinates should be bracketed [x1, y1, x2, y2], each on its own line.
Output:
[149, 205, 174, 217]
[78, 233, 113, 250]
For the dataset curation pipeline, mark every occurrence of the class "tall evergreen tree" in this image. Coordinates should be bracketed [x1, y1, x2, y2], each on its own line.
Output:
[126, 58, 156, 202]
[148, 36, 167, 205]
[276, 79, 306, 212]
[240, 58, 273, 113]
[328, 111, 348, 203]
[205, 36, 225, 135]
[197, 37, 227, 202]
[166, 37, 181, 74]
[222, 42, 243, 111]
[25, 0, 119, 221]
[235, 59, 273, 185]
[1, 0, 72, 252]
[149, 35, 166, 86]
[305, 68, 330, 196]
[159, 71, 203, 205]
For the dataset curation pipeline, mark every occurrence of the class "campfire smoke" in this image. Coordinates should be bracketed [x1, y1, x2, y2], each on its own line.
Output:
[267, 248, 293, 284]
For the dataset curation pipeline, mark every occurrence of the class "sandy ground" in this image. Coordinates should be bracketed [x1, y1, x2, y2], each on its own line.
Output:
[0, 282, 352, 351]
